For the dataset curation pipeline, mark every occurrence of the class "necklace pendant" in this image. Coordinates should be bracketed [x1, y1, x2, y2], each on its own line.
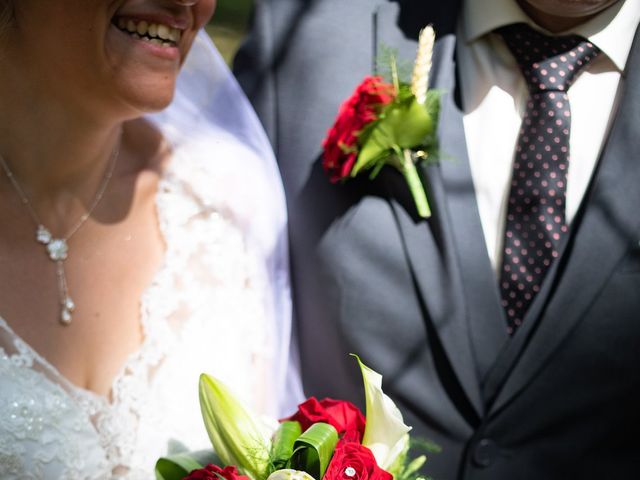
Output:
[36, 225, 52, 244]
[60, 297, 75, 326]
[37, 225, 68, 261]
[47, 239, 68, 261]
[60, 308, 72, 326]
[64, 297, 76, 312]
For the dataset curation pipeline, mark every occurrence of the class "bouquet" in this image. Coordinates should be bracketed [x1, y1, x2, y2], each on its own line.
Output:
[156, 356, 434, 480]
[322, 26, 441, 219]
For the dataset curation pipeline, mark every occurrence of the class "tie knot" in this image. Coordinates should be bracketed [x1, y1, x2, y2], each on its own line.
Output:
[498, 23, 600, 93]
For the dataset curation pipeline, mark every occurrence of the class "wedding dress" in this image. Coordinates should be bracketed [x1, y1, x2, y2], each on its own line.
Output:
[0, 32, 301, 479]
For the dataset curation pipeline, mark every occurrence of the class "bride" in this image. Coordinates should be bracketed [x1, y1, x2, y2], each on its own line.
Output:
[0, 0, 301, 478]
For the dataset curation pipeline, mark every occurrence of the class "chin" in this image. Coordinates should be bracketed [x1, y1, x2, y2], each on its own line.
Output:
[115, 78, 178, 116]
[520, 0, 620, 18]
[137, 91, 176, 114]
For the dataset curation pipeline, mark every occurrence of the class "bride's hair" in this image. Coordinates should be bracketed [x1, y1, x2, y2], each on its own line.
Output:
[0, 0, 13, 33]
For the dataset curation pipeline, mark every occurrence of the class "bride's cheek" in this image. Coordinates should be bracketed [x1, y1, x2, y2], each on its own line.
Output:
[195, 0, 217, 29]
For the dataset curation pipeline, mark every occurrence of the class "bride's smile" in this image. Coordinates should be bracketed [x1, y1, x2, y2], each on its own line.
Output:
[113, 17, 183, 52]
[108, 0, 215, 68]
[3, 0, 216, 116]
[111, 16, 185, 59]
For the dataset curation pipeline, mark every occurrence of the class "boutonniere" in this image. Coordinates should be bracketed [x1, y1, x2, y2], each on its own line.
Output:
[322, 26, 441, 219]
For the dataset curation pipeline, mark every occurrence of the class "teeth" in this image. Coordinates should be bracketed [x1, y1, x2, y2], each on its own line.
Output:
[157, 24, 170, 40]
[115, 18, 181, 44]
[136, 20, 148, 35]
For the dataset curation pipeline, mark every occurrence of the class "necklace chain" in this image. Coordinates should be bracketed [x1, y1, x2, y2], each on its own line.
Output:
[0, 134, 121, 325]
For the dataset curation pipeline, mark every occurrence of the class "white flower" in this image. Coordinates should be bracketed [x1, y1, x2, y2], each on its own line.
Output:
[267, 469, 316, 480]
[355, 356, 412, 469]
[199, 373, 274, 480]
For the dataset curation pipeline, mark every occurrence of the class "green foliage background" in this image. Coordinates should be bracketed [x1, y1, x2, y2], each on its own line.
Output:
[207, 0, 254, 65]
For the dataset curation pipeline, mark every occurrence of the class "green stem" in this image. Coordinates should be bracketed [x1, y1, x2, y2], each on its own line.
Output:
[390, 53, 400, 94]
[402, 149, 431, 219]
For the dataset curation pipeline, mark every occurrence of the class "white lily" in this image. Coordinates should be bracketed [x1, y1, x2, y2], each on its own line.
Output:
[356, 356, 412, 470]
[267, 469, 316, 480]
[199, 373, 274, 480]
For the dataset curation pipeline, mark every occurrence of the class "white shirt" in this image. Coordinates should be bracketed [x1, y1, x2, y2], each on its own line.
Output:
[458, 0, 640, 271]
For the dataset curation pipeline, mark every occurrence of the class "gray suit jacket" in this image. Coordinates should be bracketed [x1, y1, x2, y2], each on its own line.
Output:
[235, 1, 640, 478]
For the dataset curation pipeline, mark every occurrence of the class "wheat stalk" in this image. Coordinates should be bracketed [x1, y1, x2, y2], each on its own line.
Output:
[411, 26, 435, 105]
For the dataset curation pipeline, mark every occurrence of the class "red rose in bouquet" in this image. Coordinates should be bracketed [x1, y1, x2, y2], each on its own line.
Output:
[185, 464, 250, 480]
[288, 397, 367, 442]
[324, 433, 392, 480]
[322, 76, 396, 183]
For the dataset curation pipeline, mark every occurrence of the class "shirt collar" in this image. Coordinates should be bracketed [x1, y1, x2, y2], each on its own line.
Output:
[462, 0, 640, 71]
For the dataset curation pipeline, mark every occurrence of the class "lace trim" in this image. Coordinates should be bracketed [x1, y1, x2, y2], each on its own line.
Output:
[0, 345, 110, 479]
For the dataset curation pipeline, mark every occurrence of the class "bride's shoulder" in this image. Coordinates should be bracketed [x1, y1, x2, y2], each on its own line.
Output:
[161, 133, 282, 237]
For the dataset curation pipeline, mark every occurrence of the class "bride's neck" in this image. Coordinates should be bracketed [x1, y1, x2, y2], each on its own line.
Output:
[0, 97, 131, 241]
[0, 88, 125, 207]
[2, 128, 121, 193]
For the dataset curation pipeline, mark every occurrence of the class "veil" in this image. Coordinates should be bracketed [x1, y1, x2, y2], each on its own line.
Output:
[148, 31, 303, 416]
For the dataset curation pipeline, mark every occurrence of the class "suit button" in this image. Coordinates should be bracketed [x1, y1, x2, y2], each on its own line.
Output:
[472, 438, 498, 468]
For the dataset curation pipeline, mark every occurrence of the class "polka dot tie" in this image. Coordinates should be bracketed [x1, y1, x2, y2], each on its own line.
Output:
[497, 23, 600, 334]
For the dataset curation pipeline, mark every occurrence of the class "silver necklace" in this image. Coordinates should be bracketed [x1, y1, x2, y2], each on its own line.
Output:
[0, 138, 121, 325]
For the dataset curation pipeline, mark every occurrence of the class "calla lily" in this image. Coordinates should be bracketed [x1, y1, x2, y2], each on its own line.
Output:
[354, 355, 412, 469]
[199, 373, 273, 480]
[267, 469, 316, 480]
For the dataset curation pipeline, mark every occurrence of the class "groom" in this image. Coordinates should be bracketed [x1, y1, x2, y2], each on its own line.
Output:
[235, 0, 640, 478]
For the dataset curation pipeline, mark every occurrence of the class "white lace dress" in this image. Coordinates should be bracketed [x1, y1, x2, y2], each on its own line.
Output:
[0, 149, 286, 479]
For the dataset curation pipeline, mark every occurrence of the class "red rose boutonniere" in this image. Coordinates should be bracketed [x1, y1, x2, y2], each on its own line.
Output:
[322, 26, 440, 219]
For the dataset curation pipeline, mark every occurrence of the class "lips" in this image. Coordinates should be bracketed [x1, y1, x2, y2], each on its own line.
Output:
[113, 17, 182, 48]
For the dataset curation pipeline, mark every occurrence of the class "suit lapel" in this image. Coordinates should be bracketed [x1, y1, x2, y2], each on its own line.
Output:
[487, 25, 640, 415]
[434, 33, 511, 387]
[374, 1, 507, 419]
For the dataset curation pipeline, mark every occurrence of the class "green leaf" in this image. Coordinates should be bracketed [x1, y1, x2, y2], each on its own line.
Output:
[424, 90, 442, 128]
[270, 421, 303, 472]
[403, 455, 427, 478]
[155, 449, 222, 480]
[289, 423, 338, 480]
[384, 97, 435, 147]
[353, 96, 436, 176]
[411, 436, 442, 455]
[392, 436, 441, 480]
[376, 45, 413, 85]
[155, 453, 202, 480]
